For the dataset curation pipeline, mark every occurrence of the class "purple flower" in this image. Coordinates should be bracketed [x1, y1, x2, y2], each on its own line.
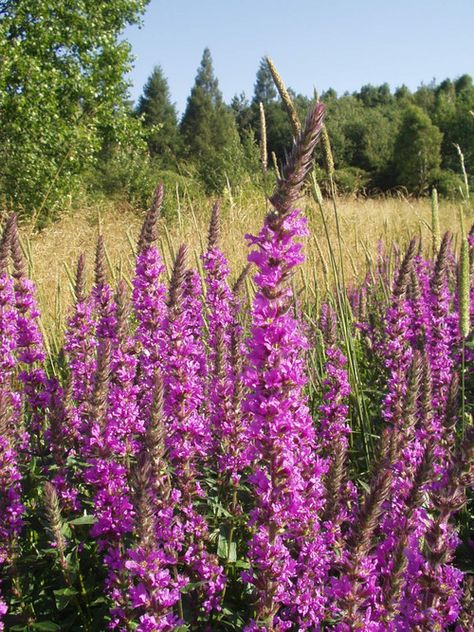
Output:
[243, 208, 329, 629]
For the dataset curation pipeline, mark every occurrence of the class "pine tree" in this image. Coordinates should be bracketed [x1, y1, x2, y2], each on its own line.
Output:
[252, 58, 278, 105]
[136, 65, 179, 159]
[180, 48, 240, 192]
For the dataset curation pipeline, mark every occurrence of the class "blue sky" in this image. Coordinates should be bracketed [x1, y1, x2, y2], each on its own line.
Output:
[125, 0, 474, 116]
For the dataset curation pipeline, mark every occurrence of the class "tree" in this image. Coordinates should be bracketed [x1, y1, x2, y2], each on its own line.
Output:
[394, 105, 443, 193]
[357, 83, 393, 107]
[0, 0, 149, 216]
[180, 48, 239, 192]
[252, 58, 277, 105]
[136, 65, 180, 159]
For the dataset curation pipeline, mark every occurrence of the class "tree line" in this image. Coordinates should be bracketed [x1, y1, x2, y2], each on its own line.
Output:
[139, 51, 474, 198]
[0, 0, 473, 222]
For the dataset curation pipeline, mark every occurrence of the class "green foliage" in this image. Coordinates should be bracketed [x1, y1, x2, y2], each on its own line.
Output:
[252, 58, 278, 105]
[89, 144, 158, 208]
[89, 146, 205, 220]
[334, 166, 370, 195]
[356, 83, 393, 107]
[0, 0, 149, 218]
[433, 169, 465, 198]
[135, 65, 180, 160]
[394, 105, 443, 194]
[180, 48, 240, 193]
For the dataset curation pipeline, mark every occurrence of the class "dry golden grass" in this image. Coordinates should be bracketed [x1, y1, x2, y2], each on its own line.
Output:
[19, 187, 473, 345]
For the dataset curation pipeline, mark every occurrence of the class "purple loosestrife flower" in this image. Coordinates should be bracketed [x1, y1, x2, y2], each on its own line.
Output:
[45, 383, 81, 511]
[0, 271, 20, 433]
[244, 208, 329, 630]
[123, 376, 189, 630]
[85, 340, 137, 628]
[317, 339, 351, 451]
[0, 234, 24, 618]
[104, 281, 142, 458]
[202, 201, 234, 367]
[183, 269, 208, 388]
[0, 593, 6, 630]
[9, 218, 45, 367]
[426, 234, 458, 456]
[203, 203, 251, 484]
[243, 102, 328, 630]
[0, 435, 24, 565]
[317, 305, 356, 571]
[202, 202, 250, 482]
[163, 245, 225, 615]
[64, 254, 98, 407]
[379, 239, 417, 427]
[132, 197, 167, 427]
[0, 408, 24, 622]
[92, 236, 117, 341]
[7, 219, 50, 454]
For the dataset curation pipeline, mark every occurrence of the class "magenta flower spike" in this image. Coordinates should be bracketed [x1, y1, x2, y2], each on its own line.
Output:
[132, 187, 168, 426]
[243, 102, 330, 630]
[163, 244, 225, 615]
[64, 254, 98, 408]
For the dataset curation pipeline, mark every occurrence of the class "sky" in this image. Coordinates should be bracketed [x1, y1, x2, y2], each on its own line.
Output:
[124, 0, 474, 116]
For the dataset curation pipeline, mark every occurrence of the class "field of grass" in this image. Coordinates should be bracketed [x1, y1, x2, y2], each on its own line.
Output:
[22, 189, 471, 337]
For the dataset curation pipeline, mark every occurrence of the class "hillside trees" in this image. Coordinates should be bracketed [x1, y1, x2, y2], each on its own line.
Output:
[135, 65, 180, 160]
[0, 0, 149, 217]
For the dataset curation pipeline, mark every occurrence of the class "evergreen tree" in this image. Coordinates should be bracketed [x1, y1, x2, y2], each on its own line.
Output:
[252, 58, 277, 105]
[394, 105, 443, 193]
[180, 48, 242, 192]
[136, 65, 179, 159]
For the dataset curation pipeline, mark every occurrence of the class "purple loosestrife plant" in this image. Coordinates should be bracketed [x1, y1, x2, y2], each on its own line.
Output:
[9, 218, 49, 451]
[92, 236, 117, 342]
[426, 234, 459, 460]
[0, 266, 23, 622]
[125, 376, 188, 631]
[163, 245, 225, 617]
[202, 201, 246, 479]
[243, 102, 329, 630]
[84, 339, 136, 628]
[317, 304, 355, 562]
[64, 254, 98, 408]
[132, 186, 168, 427]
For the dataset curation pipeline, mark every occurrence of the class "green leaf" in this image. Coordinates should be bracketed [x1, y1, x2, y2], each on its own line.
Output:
[31, 623, 61, 631]
[54, 587, 78, 611]
[217, 533, 237, 562]
[69, 514, 97, 526]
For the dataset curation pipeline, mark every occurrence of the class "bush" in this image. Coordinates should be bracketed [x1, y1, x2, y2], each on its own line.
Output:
[90, 148, 205, 220]
[335, 166, 370, 195]
[433, 169, 466, 198]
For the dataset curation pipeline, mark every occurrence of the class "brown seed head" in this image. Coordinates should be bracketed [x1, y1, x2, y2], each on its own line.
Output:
[167, 244, 187, 315]
[268, 101, 325, 218]
[44, 482, 67, 562]
[207, 200, 221, 251]
[94, 235, 107, 288]
[9, 216, 26, 280]
[393, 238, 417, 300]
[74, 254, 87, 304]
[0, 214, 16, 274]
[138, 183, 164, 253]
[115, 280, 130, 344]
[91, 340, 111, 431]
[265, 56, 302, 137]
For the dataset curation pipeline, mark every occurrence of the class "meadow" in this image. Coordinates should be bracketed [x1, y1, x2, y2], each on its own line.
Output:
[23, 191, 469, 338]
